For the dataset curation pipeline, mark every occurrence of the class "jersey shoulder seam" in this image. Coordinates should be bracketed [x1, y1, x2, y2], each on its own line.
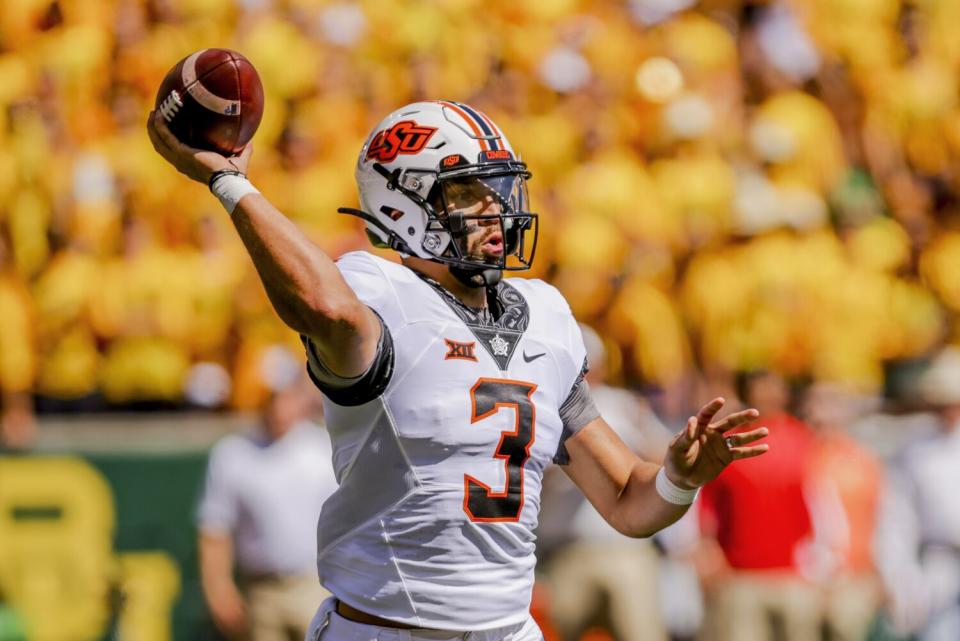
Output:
[355, 252, 412, 326]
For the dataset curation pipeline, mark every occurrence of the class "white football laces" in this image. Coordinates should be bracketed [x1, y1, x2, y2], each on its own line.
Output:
[159, 90, 183, 122]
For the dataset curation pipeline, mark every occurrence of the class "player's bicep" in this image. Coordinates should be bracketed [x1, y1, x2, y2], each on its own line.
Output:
[302, 252, 399, 380]
[301, 306, 394, 406]
[301, 301, 383, 380]
[561, 417, 646, 526]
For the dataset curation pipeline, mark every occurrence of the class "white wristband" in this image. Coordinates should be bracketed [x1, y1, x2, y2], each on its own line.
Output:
[655, 467, 700, 505]
[211, 172, 259, 214]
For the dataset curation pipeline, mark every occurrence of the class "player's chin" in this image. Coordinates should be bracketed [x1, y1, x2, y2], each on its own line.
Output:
[462, 253, 504, 269]
[480, 248, 504, 263]
[463, 246, 502, 264]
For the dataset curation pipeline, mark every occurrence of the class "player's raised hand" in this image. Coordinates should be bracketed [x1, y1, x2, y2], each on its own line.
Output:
[147, 110, 252, 184]
[663, 397, 769, 490]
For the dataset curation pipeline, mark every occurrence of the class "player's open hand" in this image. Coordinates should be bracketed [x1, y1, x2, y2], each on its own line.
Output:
[146, 110, 252, 184]
[663, 397, 768, 490]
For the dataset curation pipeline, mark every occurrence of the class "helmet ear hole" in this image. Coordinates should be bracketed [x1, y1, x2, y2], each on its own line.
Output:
[426, 183, 444, 216]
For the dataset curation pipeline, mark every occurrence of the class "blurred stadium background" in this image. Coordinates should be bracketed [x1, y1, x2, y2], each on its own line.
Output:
[2, 0, 960, 640]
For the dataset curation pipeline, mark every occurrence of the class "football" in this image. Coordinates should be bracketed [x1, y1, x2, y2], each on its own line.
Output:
[154, 48, 264, 156]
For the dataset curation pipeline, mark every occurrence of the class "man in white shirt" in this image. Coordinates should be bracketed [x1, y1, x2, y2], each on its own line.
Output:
[197, 369, 338, 641]
[877, 347, 960, 641]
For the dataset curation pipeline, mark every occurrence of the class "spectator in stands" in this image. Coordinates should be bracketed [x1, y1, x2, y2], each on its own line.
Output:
[696, 370, 819, 641]
[877, 347, 960, 641]
[0, 232, 36, 450]
[95, 214, 192, 406]
[538, 324, 671, 641]
[196, 354, 337, 641]
[802, 382, 884, 641]
[0, 0, 952, 407]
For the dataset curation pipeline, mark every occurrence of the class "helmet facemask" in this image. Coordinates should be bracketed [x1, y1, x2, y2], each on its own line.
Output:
[424, 161, 538, 273]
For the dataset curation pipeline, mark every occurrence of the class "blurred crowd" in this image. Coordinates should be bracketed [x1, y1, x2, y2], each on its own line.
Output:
[3, 2, 960, 639]
[3, 0, 960, 425]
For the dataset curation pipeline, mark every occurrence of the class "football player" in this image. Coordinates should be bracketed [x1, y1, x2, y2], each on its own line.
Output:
[147, 101, 769, 641]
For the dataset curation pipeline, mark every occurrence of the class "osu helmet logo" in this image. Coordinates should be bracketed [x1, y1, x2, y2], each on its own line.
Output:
[365, 120, 438, 163]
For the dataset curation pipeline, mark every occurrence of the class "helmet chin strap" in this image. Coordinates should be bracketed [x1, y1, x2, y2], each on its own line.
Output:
[450, 264, 502, 289]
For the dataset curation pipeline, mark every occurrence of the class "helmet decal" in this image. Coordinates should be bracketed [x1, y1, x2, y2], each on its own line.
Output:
[481, 150, 512, 162]
[365, 120, 439, 163]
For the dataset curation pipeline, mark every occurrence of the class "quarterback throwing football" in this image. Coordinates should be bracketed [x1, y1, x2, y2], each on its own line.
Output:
[148, 101, 768, 641]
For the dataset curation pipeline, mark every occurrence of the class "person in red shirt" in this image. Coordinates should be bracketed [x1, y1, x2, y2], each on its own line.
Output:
[696, 370, 820, 641]
[803, 382, 883, 641]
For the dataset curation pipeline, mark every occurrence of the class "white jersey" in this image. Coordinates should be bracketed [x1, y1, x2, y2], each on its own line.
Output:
[306, 251, 587, 630]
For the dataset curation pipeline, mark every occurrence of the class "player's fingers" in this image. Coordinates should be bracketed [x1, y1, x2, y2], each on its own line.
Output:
[723, 427, 768, 447]
[675, 415, 697, 446]
[707, 408, 760, 433]
[148, 110, 182, 159]
[730, 444, 769, 460]
[146, 111, 175, 157]
[695, 398, 725, 430]
[230, 142, 254, 172]
[152, 109, 186, 151]
[152, 109, 206, 158]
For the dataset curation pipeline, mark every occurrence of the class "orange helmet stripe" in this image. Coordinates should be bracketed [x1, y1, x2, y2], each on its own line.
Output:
[439, 100, 490, 151]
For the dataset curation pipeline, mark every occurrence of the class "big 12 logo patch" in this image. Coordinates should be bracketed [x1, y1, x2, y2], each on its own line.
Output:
[365, 120, 438, 163]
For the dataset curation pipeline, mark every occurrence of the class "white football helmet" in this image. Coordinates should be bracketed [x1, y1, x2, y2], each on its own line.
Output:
[339, 101, 538, 276]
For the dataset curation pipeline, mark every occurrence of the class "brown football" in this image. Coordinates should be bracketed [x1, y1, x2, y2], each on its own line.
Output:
[154, 48, 264, 156]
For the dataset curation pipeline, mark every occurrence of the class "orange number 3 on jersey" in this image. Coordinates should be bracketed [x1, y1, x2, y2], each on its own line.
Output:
[464, 378, 538, 522]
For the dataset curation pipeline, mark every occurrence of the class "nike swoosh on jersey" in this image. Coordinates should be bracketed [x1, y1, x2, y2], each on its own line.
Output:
[522, 351, 546, 363]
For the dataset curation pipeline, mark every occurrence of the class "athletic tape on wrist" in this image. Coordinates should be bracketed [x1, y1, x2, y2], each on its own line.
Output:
[210, 171, 259, 214]
[655, 467, 700, 505]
